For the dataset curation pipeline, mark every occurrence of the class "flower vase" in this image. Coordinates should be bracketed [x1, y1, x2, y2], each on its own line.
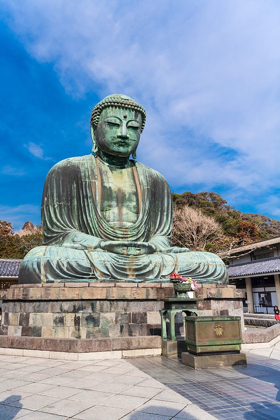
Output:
[172, 281, 192, 298]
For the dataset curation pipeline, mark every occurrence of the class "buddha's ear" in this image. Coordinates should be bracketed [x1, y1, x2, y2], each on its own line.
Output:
[90, 125, 99, 154]
[132, 150, 137, 160]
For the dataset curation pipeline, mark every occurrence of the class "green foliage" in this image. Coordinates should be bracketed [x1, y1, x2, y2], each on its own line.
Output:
[0, 220, 43, 259]
[205, 243, 215, 251]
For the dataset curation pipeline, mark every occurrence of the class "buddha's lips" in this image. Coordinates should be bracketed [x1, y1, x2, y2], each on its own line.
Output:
[115, 140, 129, 146]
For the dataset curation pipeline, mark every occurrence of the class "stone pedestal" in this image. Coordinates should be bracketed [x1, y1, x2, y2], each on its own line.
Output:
[162, 339, 188, 358]
[181, 351, 247, 369]
[0, 282, 173, 358]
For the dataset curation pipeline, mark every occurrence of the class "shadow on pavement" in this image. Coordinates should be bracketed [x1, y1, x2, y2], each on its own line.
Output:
[0, 396, 23, 420]
[234, 363, 280, 419]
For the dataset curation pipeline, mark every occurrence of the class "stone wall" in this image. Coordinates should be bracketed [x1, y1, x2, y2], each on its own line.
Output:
[195, 284, 245, 329]
[0, 283, 173, 342]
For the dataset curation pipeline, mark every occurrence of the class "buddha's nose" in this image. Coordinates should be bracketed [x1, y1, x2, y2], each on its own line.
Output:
[118, 122, 129, 139]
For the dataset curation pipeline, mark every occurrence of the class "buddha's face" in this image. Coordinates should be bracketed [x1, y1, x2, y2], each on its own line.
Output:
[94, 107, 142, 157]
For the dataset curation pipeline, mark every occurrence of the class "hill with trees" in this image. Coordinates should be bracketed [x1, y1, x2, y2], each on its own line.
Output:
[0, 221, 43, 259]
[172, 192, 280, 253]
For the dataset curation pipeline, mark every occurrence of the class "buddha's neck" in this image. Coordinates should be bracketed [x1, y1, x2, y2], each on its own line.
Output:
[96, 150, 131, 168]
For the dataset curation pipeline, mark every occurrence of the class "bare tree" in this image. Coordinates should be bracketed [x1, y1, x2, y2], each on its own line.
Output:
[172, 206, 222, 250]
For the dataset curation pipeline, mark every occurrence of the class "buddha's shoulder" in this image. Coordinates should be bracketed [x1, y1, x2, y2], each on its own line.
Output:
[135, 162, 169, 184]
[47, 155, 93, 174]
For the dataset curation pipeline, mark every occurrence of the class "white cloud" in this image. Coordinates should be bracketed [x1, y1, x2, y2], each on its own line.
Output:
[25, 142, 51, 160]
[1, 166, 26, 176]
[2, 0, 280, 213]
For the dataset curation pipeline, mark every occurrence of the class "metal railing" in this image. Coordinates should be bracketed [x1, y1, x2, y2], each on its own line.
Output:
[254, 305, 274, 314]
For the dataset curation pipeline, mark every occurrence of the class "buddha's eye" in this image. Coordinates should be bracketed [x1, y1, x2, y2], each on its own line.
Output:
[105, 122, 120, 128]
[127, 122, 140, 130]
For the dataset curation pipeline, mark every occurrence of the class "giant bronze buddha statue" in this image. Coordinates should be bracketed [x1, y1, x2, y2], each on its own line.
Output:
[19, 94, 228, 284]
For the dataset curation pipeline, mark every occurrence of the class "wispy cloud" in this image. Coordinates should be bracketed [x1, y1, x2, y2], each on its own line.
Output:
[0, 204, 41, 230]
[1, 166, 26, 176]
[25, 142, 51, 160]
[1, 0, 280, 218]
[25, 142, 44, 158]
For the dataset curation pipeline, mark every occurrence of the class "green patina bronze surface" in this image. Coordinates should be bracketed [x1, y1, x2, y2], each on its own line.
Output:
[185, 316, 242, 354]
[18, 94, 229, 284]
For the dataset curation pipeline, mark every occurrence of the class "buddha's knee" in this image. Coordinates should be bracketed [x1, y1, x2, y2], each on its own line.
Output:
[18, 246, 48, 284]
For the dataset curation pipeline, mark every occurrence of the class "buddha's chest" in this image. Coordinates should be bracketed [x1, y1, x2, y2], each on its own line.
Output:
[99, 165, 139, 226]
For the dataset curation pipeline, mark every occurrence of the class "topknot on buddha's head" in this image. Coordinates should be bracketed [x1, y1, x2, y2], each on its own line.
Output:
[90, 94, 146, 132]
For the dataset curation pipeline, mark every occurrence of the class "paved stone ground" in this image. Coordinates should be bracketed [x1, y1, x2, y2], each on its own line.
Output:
[0, 352, 279, 419]
[129, 354, 280, 419]
[244, 337, 280, 360]
[0, 354, 215, 420]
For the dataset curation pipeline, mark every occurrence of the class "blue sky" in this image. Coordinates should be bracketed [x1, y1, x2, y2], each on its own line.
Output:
[1, 0, 280, 230]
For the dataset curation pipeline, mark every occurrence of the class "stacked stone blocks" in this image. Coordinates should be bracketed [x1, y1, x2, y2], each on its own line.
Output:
[1, 283, 172, 341]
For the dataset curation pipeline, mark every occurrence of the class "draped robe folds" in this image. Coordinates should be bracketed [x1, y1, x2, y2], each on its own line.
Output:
[18, 154, 228, 284]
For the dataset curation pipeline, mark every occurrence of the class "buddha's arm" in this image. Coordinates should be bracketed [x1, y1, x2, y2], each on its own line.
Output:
[149, 235, 171, 251]
[59, 231, 103, 250]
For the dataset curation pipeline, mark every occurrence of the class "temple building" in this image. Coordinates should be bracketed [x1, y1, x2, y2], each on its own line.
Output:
[227, 237, 280, 314]
[0, 259, 21, 290]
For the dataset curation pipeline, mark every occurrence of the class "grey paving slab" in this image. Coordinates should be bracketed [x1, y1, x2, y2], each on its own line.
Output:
[38, 376, 75, 386]
[62, 377, 103, 390]
[136, 378, 167, 389]
[13, 382, 55, 394]
[35, 367, 70, 376]
[18, 373, 52, 382]
[0, 380, 33, 392]
[8, 395, 60, 410]
[73, 404, 131, 420]
[20, 412, 67, 420]
[39, 385, 82, 399]
[59, 369, 94, 379]
[1, 370, 30, 378]
[16, 364, 48, 373]
[111, 374, 146, 385]
[41, 399, 94, 417]
[120, 385, 163, 398]
[77, 364, 110, 372]
[100, 394, 149, 410]
[89, 380, 132, 393]
[68, 389, 115, 403]
[153, 389, 192, 404]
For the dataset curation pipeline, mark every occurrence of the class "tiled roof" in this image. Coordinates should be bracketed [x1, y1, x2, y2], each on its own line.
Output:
[224, 236, 280, 256]
[0, 259, 22, 277]
[227, 256, 280, 278]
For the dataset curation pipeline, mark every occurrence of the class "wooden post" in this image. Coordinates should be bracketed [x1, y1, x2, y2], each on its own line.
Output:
[274, 274, 280, 308]
[245, 277, 254, 313]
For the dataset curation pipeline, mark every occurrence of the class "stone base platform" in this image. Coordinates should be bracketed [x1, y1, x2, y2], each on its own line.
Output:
[182, 351, 247, 369]
[162, 338, 188, 358]
[0, 335, 161, 360]
[0, 282, 173, 357]
[0, 282, 245, 358]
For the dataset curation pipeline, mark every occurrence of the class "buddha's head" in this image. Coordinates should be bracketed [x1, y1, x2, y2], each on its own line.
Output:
[90, 94, 146, 159]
